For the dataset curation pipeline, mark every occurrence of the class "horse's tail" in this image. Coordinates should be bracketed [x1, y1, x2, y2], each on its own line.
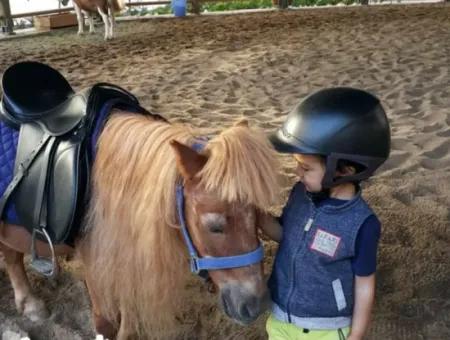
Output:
[108, 0, 126, 12]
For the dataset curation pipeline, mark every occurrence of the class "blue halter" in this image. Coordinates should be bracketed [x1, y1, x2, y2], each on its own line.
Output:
[175, 140, 264, 275]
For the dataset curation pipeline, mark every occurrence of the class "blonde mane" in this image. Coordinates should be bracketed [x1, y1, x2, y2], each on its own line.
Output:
[80, 112, 280, 336]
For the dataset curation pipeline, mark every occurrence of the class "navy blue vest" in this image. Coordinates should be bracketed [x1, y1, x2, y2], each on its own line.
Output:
[268, 182, 374, 329]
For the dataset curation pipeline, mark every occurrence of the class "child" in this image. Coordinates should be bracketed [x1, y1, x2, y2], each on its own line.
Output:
[262, 87, 391, 340]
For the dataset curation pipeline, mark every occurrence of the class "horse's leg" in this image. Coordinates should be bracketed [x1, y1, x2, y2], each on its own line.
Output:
[116, 310, 132, 340]
[97, 7, 110, 41]
[0, 242, 49, 321]
[107, 7, 115, 39]
[85, 273, 118, 339]
[87, 13, 95, 34]
[74, 3, 85, 35]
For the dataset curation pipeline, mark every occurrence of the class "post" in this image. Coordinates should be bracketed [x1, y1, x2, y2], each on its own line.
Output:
[0, 0, 14, 35]
[278, 0, 289, 9]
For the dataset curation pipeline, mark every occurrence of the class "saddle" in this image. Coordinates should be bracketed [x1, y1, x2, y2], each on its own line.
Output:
[0, 61, 145, 276]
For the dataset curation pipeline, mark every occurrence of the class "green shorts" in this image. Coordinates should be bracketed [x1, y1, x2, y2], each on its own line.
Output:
[266, 314, 351, 340]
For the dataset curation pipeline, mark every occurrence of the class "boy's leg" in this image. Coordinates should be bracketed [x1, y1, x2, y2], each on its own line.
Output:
[266, 314, 351, 340]
[306, 327, 351, 339]
[266, 314, 307, 340]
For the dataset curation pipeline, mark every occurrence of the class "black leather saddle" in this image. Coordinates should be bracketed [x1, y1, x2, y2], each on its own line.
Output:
[0, 62, 146, 269]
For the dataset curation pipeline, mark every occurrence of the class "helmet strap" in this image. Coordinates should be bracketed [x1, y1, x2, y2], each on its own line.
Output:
[321, 153, 386, 189]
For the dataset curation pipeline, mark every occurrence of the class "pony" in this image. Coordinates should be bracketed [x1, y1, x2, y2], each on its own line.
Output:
[60, 0, 126, 40]
[0, 109, 281, 338]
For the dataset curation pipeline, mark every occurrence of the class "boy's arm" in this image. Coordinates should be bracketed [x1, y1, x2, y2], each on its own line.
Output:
[257, 212, 282, 243]
[348, 274, 376, 340]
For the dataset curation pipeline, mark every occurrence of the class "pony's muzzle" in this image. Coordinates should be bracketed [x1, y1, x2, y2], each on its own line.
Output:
[219, 284, 270, 325]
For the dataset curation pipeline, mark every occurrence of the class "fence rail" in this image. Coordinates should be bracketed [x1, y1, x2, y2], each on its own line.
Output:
[1, 0, 172, 34]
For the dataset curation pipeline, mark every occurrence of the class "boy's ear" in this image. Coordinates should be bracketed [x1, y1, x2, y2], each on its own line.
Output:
[336, 165, 356, 176]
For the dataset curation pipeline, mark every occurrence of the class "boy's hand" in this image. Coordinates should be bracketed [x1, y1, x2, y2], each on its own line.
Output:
[347, 333, 363, 340]
[257, 211, 282, 242]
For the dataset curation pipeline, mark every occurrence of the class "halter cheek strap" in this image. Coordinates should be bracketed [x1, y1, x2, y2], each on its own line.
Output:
[175, 185, 264, 274]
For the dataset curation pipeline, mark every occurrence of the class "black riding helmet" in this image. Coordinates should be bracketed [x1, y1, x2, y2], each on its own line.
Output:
[270, 87, 391, 188]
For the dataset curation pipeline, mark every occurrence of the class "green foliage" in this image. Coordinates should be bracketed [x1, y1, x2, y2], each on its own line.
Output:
[203, 0, 273, 12]
[127, 0, 358, 16]
[149, 5, 172, 15]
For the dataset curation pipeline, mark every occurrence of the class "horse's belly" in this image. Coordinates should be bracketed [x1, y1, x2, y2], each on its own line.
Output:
[0, 222, 74, 257]
[73, 0, 107, 13]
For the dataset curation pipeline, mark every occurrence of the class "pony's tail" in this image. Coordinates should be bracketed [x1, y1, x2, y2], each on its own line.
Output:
[108, 0, 126, 12]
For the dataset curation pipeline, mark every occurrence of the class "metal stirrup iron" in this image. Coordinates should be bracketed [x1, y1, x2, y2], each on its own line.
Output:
[29, 226, 58, 278]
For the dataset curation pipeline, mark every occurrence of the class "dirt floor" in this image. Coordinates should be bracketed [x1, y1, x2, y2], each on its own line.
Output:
[0, 3, 450, 339]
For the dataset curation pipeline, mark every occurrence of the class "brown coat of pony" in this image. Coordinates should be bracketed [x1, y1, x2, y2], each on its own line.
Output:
[79, 113, 281, 338]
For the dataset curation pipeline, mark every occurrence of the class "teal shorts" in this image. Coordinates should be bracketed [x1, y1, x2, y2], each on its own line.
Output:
[266, 314, 350, 340]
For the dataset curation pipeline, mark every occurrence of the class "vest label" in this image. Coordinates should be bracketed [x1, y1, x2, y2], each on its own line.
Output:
[310, 228, 341, 257]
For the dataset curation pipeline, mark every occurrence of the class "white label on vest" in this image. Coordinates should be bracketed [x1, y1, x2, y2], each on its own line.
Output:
[332, 278, 347, 311]
[310, 229, 341, 257]
[304, 218, 314, 231]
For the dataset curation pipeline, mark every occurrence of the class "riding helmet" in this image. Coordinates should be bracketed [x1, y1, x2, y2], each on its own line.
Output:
[270, 87, 391, 188]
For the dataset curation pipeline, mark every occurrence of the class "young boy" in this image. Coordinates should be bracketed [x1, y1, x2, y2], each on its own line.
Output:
[262, 87, 391, 340]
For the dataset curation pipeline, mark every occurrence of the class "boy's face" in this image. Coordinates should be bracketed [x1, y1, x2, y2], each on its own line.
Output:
[293, 154, 326, 193]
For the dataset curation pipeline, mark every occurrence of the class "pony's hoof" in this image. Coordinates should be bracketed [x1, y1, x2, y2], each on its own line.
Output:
[17, 296, 49, 322]
[77, 31, 85, 36]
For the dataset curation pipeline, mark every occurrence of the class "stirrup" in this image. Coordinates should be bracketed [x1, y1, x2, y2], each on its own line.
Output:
[30, 226, 58, 278]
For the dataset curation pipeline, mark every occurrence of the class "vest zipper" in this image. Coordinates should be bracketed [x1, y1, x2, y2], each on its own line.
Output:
[286, 209, 317, 323]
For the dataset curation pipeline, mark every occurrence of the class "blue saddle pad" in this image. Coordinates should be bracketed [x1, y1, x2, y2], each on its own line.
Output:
[0, 121, 19, 222]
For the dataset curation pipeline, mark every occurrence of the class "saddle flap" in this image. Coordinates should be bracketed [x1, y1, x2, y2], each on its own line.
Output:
[13, 123, 87, 243]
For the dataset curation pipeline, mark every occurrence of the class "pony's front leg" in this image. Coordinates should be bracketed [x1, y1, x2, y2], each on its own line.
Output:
[87, 13, 96, 34]
[0, 242, 49, 321]
[108, 11, 115, 39]
[74, 3, 85, 35]
[85, 274, 118, 339]
[97, 7, 111, 40]
[116, 310, 133, 340]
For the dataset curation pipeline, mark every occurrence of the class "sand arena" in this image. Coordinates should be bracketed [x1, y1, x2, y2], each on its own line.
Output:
[0, 3, 449, 339]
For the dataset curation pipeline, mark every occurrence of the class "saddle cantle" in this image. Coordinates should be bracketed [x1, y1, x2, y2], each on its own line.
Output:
[0, 62, 145, 253]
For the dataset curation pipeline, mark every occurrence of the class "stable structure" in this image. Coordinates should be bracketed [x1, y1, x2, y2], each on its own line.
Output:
[0, 1, 170, 35]
[0, 0, 14, 34]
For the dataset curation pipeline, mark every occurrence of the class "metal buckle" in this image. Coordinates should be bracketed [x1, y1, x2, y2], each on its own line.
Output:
[30, 226, 58, 278]
[190, 257, 200, 274]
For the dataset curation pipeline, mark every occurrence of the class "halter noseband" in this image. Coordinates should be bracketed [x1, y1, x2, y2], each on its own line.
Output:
[175, 140, 264, 275]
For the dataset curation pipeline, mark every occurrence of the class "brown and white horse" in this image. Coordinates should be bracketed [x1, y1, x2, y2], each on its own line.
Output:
[61, 0, 126, 40]
[0, 111, 281, 338]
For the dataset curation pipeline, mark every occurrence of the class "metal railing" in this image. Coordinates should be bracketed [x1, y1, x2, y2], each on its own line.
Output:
[0, 0, 171, 34]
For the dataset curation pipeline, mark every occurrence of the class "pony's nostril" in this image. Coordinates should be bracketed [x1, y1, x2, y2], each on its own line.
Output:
[240, 304, 251, 319]
[239, 296, 259, 320]
[220, 291, 232, 317]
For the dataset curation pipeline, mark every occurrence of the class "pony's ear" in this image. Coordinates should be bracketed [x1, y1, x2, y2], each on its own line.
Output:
[234, 118, 249, 128]
[170, 140, 208, 180]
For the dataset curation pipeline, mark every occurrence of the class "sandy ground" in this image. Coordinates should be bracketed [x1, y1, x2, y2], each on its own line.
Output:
[0, 3, 450, 339]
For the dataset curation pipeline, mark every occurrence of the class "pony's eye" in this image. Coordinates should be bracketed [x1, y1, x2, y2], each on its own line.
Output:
[209, 224, 224, 233]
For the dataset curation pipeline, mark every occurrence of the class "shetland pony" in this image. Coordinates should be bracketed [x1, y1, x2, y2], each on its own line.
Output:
[61, 0, 126, 40]
[0, 111, 280, 339]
